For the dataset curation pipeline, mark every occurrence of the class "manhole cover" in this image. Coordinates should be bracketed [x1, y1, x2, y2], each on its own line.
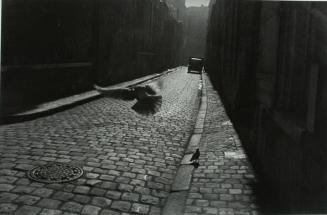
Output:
[27, 162, 83, 183]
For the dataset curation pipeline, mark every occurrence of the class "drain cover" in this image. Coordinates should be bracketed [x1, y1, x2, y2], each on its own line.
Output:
[27, 162, 83, 183]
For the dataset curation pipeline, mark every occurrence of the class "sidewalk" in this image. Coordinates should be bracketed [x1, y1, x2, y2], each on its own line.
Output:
[184, 74, 260, 215]
[162, 73, 260, 215]
[1, 68, 178, 124]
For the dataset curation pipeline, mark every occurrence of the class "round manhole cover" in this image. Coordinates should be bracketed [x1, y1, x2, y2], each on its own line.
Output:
[27, 162, 83, 183]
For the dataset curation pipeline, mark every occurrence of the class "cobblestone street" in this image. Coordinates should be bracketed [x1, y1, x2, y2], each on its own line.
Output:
[184, 76, 259, 215]
[0, 68, 201, 215]
[3, 0, 321, 213]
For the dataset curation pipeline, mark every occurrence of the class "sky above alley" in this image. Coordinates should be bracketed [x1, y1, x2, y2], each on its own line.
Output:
[185, 0, 210, 7]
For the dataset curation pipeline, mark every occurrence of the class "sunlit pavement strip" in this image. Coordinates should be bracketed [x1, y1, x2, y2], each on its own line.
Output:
[163, 71, 206, 215]
[182, 74, 260, 215]
[2, 68, 178, 124]
[0, 67, 200, 215]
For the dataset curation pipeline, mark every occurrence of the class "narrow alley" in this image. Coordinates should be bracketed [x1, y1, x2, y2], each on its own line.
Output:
[2, 0, 327, 214]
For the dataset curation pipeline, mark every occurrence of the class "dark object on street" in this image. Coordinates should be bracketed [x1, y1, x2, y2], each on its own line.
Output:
[27, 162, 84, 183]
[190, 148, 200, 163]
[94, 83, 162, 115]
[188, 57, 204, 73]
[190, 161, 200, 168]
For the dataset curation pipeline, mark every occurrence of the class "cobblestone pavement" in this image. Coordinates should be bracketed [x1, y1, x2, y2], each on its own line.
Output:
[0, 67, 201, 215]
[184, 75, 260, 215]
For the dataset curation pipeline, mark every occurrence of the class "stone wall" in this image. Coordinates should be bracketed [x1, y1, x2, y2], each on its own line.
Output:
[1, 0, 184, 115]
[206, 0, 327, 211]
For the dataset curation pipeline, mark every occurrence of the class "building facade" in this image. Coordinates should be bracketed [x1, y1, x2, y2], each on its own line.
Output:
[1, 0, 184, 116]
[206, 0, 327, 211]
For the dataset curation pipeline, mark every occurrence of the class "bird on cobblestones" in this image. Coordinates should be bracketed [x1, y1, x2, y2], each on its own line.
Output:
[190, 148, 200, 167]
[94, 82, 162, 115]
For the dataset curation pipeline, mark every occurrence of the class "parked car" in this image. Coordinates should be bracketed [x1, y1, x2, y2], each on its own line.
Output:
[188, 57, 204, 73]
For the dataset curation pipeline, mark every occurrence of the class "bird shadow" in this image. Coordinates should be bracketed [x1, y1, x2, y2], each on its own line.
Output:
[190, 162, 200, 168]
[131, 95, 162, 115]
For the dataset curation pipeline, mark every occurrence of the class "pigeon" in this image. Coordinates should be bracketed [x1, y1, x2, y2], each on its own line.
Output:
[94, 82, 162, 115]
[190, 148, 200, 163]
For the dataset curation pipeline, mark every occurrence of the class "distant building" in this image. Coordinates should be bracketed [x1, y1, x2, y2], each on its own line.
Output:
[165, 0, 187, 22]
[184, 5, 209, 62]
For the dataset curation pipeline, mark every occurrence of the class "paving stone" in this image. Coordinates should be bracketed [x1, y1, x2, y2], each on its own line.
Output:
[99, 182, 118, 190]
[12, 185, 35, 194]
[188, 192, 202, 199]
[86, 179, 102, 186]
[122, 172, 136, 178]
[47, 184, 64, 190]
[91, 197, 112, 207]
[122, 192, 140, 202]
[73, 195, 91, 204]
[53, 191, 74, 201]
[0, 184, 14, 192]
[89, 187, 106, 196]
[130, 179, 145, 186]
[131, 203, 150, 214]
[15, 205, 42, 215]
[74, 186, 90, 194]
[230, 189, 242, 194]
[40, 209, 63, 215]
[105, 190, 121, 200]
[14, 164, 35, 171]
[99, 209, 120, 215]
[86, 173, 99, 179]
[228, 201, 247, 209]
[185, 206, 202, 213]
[32, 188, 54, 197]
[0, 203, 18, 213]
[135, 186, 151, 195]
[149, 206, 161, 215]
[194, 199, 209, 207]
[118, 184, 133, 192]
[203, 207, 218, 214]
[0, 176, 18, 184]
[152, 189, 169, 198]
[63, 185, 75, 193]
[203, 193, 219, 199]
[111, 201, 131, 212]
[162, 191, 187, 215]
[0, 169, 18, 176]
[61, 202, 83, 213]
[0, 192, 18, 202]
[81, 205, 101, 215]
[63, 212, 79, 215]
[220, 194, 233, 201]
[37, 198, 62, 209]
[141, 195, 160, 205]
[15, 195, 40, 205]
[16, 178, 31, 185]
[99, 175, 115, 181]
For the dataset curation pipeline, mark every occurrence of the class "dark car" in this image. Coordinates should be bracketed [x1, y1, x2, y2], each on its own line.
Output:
[188, 57, 204, 73]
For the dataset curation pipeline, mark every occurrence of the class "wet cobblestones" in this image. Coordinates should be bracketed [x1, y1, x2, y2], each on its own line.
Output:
[0, 68, 200, 214]
[184, 75, 259, 215]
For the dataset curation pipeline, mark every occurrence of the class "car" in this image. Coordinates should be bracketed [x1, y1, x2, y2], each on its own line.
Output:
[188, 57, 204, 73]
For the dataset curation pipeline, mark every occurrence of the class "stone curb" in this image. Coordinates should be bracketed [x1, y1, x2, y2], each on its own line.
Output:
[162, 71, 208, 215]
[0, 68, 178, 125]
